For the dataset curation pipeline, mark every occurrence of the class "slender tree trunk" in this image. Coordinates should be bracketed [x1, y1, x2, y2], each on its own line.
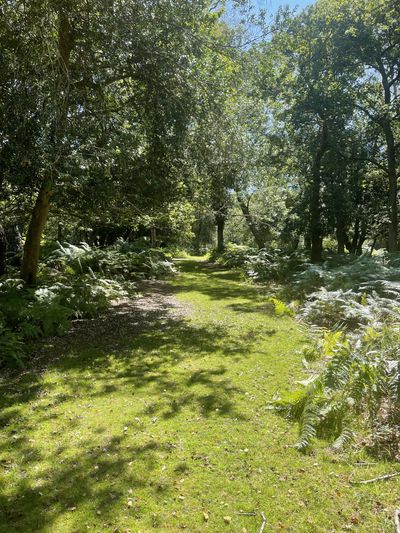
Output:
[0, 225, 7, 276]
[21, 180, 52, 285]
[5, 225, 22, 255]
[378, 64, 398, 252]
[304, 232, 311, 251]
[336, 219, 346, 254]
[383, 122, 398, 252]
[194, 219, 202, 254]
[369, 237, 377, 256]
[348, 218, 360, 254]
[236, 192, 266, 249]
[216, 213, 225, 252]
[356, 220, 367, 255]
[310, 120, 328, 263]
[336, 214, 351, 254]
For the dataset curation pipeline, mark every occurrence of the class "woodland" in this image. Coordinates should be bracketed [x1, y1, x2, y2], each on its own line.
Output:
[1, 0, 400, 531]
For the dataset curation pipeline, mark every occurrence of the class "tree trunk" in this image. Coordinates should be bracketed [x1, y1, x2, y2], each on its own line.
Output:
[20, 180, 52, 285]
[383, 122, 398, 252]
[216, 214, 225, 252]
[5, 225, 22, 254]
[347, 218, 360, 254]
[378, 63, 398, 252]
[336, 214, 351, 254]
[0, 225, 7, 276]
[310, 120, 328, 263]
[20, 9, 74, 285]
[194, 219, 203, 254]
[356, 220, 367, 255]
[336, 220, 346, 254]
[236, 192, 266, 249]
[304, 232, 311, 251]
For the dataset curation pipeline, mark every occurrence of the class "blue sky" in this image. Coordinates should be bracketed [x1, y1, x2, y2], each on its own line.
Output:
[251, 0, 314, 13]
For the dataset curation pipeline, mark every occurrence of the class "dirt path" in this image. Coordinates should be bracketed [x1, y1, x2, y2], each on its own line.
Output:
[32, 279, 191, 368]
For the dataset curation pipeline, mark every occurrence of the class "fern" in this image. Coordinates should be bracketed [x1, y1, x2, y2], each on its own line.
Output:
[275, 327, 400, 456]
[330, 427, 355, 451]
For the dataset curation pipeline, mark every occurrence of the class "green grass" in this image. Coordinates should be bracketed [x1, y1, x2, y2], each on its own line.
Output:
[0, 258, 399, 532]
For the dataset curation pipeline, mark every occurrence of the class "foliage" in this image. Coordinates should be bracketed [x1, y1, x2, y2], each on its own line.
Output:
[45, 241, 177, 280]
[209, 243, 257, 268]
[0, 272, 131, 367]
[275, 327, 400, 456]
[0, 240, 178, 367]
[245, 249, 307, 282]
[3, 261, 399, 532]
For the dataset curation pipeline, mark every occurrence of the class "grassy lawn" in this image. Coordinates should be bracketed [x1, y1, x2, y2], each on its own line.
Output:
[0, 258, 399, 532]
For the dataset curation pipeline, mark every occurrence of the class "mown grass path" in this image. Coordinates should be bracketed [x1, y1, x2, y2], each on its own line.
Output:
[0, 258, 399, 532]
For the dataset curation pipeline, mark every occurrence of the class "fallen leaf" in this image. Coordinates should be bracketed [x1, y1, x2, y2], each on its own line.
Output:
[203, 512, 209, 521]
[224, 516, 232, 524]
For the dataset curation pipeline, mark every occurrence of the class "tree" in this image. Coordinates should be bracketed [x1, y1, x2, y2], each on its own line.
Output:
[0, 0, 229, 283]
[338, 0, 400, 251]
[257, 3, 362, 261]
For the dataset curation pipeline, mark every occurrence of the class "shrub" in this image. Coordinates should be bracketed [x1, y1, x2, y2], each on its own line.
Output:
[300, 288, 400, 330]
[0, 274, 128, 367]
[274, 327, 400, 454]
[245, 249, 307, 283]
[45, 242, 177, 280]
[209, 243, 257, 268]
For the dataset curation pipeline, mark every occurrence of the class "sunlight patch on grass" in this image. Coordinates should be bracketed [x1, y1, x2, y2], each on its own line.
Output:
[0, 259, 398, 532]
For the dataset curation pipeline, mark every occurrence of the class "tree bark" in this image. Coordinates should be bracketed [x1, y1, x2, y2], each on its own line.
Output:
[5, 225, 22, 255]
[378, 62, 398, 252]
[21, 8, 74, 284]
[310, 120, 328, 263]
[356, 220, 367, 255]
[236, 192, 266, 249]
[0, 225, 7, 276]
[383, 121, 398, 251]
[348, 218, 360, 254]
[21, 180, 52, 285]
[336, 217, 347, 254]
[215, 213, 225, 252]
[194, 218, 203, 254]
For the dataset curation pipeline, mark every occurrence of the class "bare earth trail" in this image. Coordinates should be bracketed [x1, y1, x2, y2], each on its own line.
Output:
[0, 258, 399, 532]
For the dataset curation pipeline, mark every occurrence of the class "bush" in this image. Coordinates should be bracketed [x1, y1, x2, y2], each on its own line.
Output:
[259, 252, 400, 455]
[0, 273, 128, 367]
[45, 242, 177, 280]
[274, 327, 400, 455]
[0, 241, 177, 367]
[209, 243, 257, 268]
[245, 249, 307, 283]
[300, 288, 400, 330]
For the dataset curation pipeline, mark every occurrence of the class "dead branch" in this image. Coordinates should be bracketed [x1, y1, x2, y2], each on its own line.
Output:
[350, 472, 400, 485]
[395, 509, 400, 533]
[259, 511, 266, 533]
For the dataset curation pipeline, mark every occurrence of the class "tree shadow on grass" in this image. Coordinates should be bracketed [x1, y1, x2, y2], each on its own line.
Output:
[0, 265, 264, 531]
[0, 432, 173, 532]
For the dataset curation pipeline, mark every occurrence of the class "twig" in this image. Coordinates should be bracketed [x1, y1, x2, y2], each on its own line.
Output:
[350, 472, 400, 485]
[235, 511, 256, 516]
[259, 511, 266, 533]
[394, 509, 400, 533]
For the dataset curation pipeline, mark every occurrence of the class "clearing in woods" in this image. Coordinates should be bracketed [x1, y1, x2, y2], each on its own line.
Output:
[0, 258, 398, 532]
